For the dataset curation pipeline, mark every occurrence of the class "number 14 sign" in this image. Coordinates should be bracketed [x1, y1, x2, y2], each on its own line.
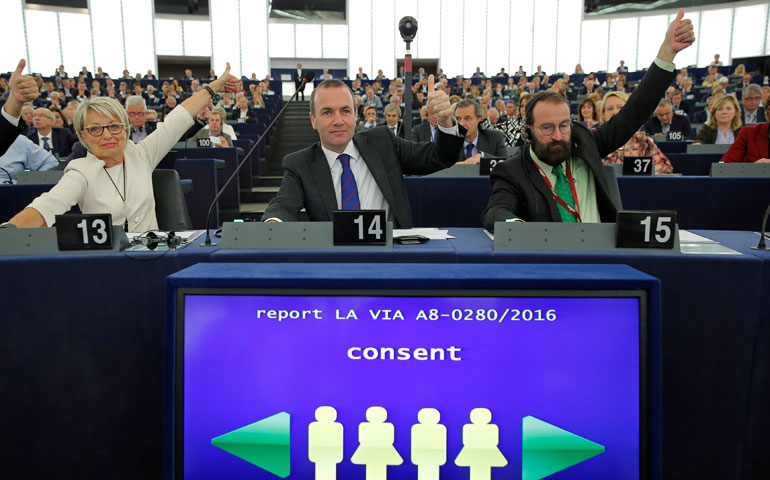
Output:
[333, 210, 387, 246]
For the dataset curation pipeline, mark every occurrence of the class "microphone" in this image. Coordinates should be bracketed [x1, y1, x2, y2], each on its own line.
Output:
[399, 16, 418, 142]
[751, 203, 770, 250]
[200, 72, 314, 246]
[0, 166, 13, 184]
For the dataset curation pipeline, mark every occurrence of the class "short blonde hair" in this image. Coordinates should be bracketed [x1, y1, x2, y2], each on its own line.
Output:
[210, 106, 227, 121]
[707, 94, 742, 130]
[599, 91, 630, 123]
[74, 97, 130, 153]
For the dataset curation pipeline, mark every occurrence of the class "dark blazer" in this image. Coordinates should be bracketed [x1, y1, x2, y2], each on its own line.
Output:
[482, 60, 675, 229]
[412, 121, 436, 142]
[741, 106, 765, 126]
[461, 128, 507, 161]
[692, 108, 708, 124]
[228, 108, 257, 123]
[262, 125, 465, 228]
[383, 121, 405, 139]
[643, 113, 693, 140]
[0, 114, 26, 157]
[695, 124, 741, 145]
[722, 122, 769, 163]
[26, 128, 77, 157]
[293, 70, 305, 93]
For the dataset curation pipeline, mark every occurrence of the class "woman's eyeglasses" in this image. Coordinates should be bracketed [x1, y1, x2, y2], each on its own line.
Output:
[84, 124, 124, 136]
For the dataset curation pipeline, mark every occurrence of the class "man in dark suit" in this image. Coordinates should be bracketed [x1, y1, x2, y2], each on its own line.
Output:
[617, 60, 629, 73]
[1, 59, 39, 157]
[294, 63, 306, 101]
[355, 106, 380, 132]
[27, 107, 77, 157]
[741, 84, 764, 126]
[670, 89, 691, 118]
[643, 98, 693, 140]
[453, 99, 507, 164]
[382, 103, 405, 138]
[228, 95, 256, 123]
[482, 8, 694, 229]
[412, 108, 438, 142]
[262, 77, 464, 228]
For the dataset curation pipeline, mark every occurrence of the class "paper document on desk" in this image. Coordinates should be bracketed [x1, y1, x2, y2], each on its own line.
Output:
[394, 228, 455, 239]
[679, 230, 718, 243]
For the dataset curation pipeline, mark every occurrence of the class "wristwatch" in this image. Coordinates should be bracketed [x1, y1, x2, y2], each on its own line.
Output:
[0, 222, 17, 228]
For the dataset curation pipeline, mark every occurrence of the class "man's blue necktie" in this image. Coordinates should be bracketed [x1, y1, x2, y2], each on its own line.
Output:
[338, 154, 360, 210]
[431, 126, 437, 142]
[465, 144, 474, 159]
[42, 137, 51, 151]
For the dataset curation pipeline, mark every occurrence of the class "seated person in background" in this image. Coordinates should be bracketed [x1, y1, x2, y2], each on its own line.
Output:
[600, 91, 673, 174]
[4, 63, 237, 229]
[577, 97, 600, 128]
[694, 95, 742, 145]
[721, 109, 770, 163]
[574, 64, 584, 74]
[20, 106, 36, 136]
[643, 98, 693, 140]
[481, 9, 693, 228]
[693, 95, 715, 124]
[711, 54, 723, 67]
[472, 67, 485, 79]
[740, 84, 764, 126]
[320, 68, 333, 80]
[488, 107, 515, 146]
[505, 94, 529, 147]
[261, 76, 464, 228]
[251, 86, 266, 109]
[228, 94, 256, 122]
[355, 105, 379, 132]
[0, 135, 59, 182]
[702, 72, 718, 87]
[145, 109, 158, 122]
[355, 67, 369, 80]
[361, 87, 383, 109]
[454, 98, 507, 165]
[739, 72, 753, 90]
[144, 70, 156, 80]
[27, 107, 77, 157]
[617, 60, 629, 73]
[145, 85, 160, 106]
[412, 106, 438, 142]
[670, 89, 691, 117]
[382, 103, 405, 138]
[192, 107, 231, 147]
[217, 92, 235, 110]
[126, 96, 155, 143]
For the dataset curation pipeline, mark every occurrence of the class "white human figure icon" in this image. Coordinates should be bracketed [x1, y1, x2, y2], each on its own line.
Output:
[411, 408, 447, 480]
[351, 406, 403, 480]
[454, 408, 508, 480]
[308, 406, 344, 480]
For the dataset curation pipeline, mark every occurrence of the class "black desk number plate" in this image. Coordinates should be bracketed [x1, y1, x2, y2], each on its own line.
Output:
[480, 156, 507, 175]
[333, 210, 386, 245]
[616, 210, 677, 249]
[666, 131, 684, 141]
[196, 137, 212, 148]
[622, 156, 653, 176]
[55, 213, 114, 250]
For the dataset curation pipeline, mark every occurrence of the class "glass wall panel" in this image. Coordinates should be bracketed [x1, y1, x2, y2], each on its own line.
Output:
[371, 0, 394, 77]
[440, 0, 463, 77]
[417, 0, 440, 59]
[296, 24, 322, 58]
[580, 18, 608, 73]
[240, 0, 268, 77]
[510, 0, 534, 75]
[636, 15, 668, 69]
[732, 5, 767, 59]
[25, 9, 60, 75]
[268, 23, 295, 58]
[183, 20, 212, 57]
[556, 0, 582, 75]
[155, 19, 183, 56]
[60, 13, 94, 77]
[2, 1, 27, 72]
[463, 0, 486, 76]
[486, 0, 510, 76]
[122, 0, 154, 75]
[348, 0, 372, 77]
[91, 0, 125, 77]
[211, 0, 241, 77]
[533, 0, 558, 74]
[608, 17, 638, 72]
[323, 25, 349, 59]
[697, 8, 733, 67]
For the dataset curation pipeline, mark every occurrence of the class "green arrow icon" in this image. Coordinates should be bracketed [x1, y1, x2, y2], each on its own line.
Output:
[211, 412, 291, 478]
[522, 415, 605, 480]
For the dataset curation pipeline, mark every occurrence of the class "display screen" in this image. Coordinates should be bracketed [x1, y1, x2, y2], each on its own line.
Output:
[175, 291, 644, 479]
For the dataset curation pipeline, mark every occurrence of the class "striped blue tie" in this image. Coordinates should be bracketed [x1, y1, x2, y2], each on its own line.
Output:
[338, 154, 360, 210]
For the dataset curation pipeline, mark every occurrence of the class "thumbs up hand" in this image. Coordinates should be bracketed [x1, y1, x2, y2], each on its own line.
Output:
[4, 59, 39, 118]
[659, 9, 695, 62]
[426, 74, 454, 128]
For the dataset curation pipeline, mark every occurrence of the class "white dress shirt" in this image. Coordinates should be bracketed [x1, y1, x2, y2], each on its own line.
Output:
[321, 142, 390, 215]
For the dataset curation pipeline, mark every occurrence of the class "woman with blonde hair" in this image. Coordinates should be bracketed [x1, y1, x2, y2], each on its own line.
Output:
[600, 91, 673, 174]
[694, 95, 742, 144]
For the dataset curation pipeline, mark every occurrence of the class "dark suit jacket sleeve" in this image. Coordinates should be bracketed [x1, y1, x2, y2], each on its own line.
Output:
[482, 161, 526, 230]
[593, 61, 676, 158]
[0, 113, 25, 157]
[480, 129, 508, 157]
[261, 156, 305, 222]
[393, 126, 465, 174]
[695, 124, 716, 144]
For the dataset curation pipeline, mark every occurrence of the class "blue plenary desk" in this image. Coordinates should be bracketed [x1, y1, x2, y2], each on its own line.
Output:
[404, 176, 770, 230]
[0, 230, 767, 479]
